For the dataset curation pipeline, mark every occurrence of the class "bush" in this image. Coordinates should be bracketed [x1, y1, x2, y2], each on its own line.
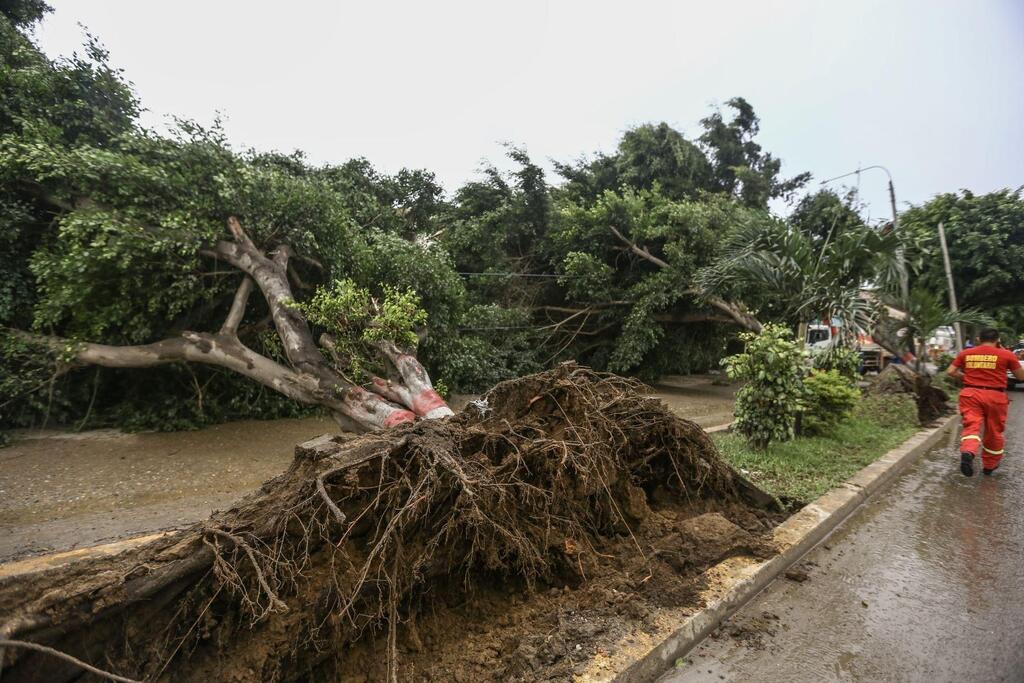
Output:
[802, 370, 859, 435]
[723, 323, 807, 450]
[811, 345, 860, 380]
[935, 352, 955, 372]
[853, 393, 918, 429]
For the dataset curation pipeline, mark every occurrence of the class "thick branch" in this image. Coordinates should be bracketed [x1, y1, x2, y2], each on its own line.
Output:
[207, 226, 325, 377]
[29, 331, 320, 406]
[375, 340, 453, 419]
[610, 226, 670, 269]
[608, 226, 762, 332]
[683, 289, 763, 333]
[221, 277, 254, 336]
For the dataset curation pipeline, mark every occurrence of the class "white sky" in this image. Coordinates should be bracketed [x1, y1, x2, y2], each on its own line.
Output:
[31, 0, 1024, 219]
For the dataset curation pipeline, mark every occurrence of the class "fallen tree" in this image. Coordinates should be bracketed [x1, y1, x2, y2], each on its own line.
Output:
[18, 216, 451, 432]
[0, 364, 777, 682]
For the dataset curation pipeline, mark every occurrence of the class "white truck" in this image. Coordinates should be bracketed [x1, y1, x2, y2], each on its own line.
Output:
[804, 322, 891, 374]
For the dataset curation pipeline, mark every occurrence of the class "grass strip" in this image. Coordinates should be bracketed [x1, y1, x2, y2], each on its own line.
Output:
[712, 415, 919, 505]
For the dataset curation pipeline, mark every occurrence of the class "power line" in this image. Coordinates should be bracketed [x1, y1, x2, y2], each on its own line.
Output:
[457, 271, 576, 279]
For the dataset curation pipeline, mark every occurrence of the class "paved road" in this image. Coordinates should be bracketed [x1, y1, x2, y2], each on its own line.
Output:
[664, 392, 1024, 683]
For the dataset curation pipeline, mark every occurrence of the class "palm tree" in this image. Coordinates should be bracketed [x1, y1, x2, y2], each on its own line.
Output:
[697, 215, 903, 346]
[877, 287, 993, 372]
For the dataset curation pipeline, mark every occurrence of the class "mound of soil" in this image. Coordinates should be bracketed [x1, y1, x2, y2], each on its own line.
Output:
[869, 364, 950, 424]
[0, 363, 778, 682]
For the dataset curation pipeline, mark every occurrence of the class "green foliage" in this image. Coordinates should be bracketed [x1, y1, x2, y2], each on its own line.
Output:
[698, 97, 810, 209]
[902, 189, 1024, 313]
[712, 412, 918, 504]
[801, 370, 859, 436]
[811, 345, 860, 380]
[852, 393, 918, 430]
[723, 323, 807, 450]
[293, 279, 427, 382]
[789, 189, 865, 244]
[429, 304, 543, 391]
[701, 209, 900, 340]
[548, 189, 762, 374]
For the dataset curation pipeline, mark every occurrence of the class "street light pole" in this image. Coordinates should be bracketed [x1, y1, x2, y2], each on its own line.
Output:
[936, 221, 963, 351]
[820, 165, 908, 303]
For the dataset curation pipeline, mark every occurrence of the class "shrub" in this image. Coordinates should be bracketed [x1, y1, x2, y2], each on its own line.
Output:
[935, 352, 955, 373]
[853, 393, 918, 429]
[723, 323, 807, 450]
[811, 345, 860, 380]
[802, 370, 859, 435]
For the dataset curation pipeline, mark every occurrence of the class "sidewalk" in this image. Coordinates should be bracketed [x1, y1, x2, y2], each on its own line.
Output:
[662, 394, 1024, 683]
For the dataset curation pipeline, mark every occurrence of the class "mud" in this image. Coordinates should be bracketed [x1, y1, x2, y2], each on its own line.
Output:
[343, 508, 773, 682]
[0, 379, 735, 562]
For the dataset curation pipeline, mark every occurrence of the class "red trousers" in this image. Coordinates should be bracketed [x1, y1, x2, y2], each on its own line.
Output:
[959, 387, 1009, 469]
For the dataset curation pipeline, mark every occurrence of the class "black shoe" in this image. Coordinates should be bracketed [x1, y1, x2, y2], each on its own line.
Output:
[983, 466, 998, 476]
[960, 452, 975, 477]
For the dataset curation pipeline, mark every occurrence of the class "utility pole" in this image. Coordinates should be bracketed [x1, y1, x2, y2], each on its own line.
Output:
[936, 221, 962, 351]
[887, 179, 909, 304]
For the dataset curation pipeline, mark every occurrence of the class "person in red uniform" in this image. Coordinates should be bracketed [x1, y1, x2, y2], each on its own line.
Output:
[947, 328, 1024, 476]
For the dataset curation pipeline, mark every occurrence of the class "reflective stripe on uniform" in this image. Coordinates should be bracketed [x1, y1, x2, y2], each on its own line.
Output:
[984, 447, 1004, 455]
[960, 435, 982, 442]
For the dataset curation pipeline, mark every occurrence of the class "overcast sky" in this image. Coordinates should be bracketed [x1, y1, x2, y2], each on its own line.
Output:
[31, 0, 1024, 219]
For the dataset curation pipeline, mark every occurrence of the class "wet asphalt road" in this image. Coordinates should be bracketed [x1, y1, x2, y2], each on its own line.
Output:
[664, 392, 1024, 683]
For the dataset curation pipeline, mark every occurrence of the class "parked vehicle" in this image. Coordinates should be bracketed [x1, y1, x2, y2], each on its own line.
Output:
[803, 321, 892, 375]
[1010, 342, 1024, 390]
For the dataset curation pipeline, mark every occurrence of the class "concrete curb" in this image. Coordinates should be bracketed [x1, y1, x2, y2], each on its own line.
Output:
[608, 414, 958, 683]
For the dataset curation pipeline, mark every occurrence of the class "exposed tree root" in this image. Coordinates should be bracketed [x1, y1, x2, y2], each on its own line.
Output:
[870, 364, 950, 424]
[0, 363, 774, 682]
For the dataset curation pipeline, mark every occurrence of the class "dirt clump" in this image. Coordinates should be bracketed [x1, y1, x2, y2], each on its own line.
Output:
[0, 363, 778, 682]
[869, 364, 950, 424]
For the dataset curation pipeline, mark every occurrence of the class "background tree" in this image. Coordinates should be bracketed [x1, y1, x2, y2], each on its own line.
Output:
[789, 188, 866, 244]
[698, 97, 810, 209]
[901, 188, 1024, 337]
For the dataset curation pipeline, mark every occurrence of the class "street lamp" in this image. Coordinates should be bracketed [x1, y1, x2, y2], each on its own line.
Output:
[820, 165, 908, 303]
[821, 165, 963, 353]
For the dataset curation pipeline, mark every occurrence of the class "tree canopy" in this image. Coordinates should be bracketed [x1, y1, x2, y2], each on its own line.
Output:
[5, 6, 1010, 435]
[902, 189, 1024, 314]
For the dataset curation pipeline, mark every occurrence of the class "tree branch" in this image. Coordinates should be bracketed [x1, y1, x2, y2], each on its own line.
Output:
[207, 220, 327, 378]
[221, 277, 254, 336]
[21, 330, 322, 406]
[609, 225, 670, 269]
[683, 289, 763, 333]
[606, 225, 762, 332]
